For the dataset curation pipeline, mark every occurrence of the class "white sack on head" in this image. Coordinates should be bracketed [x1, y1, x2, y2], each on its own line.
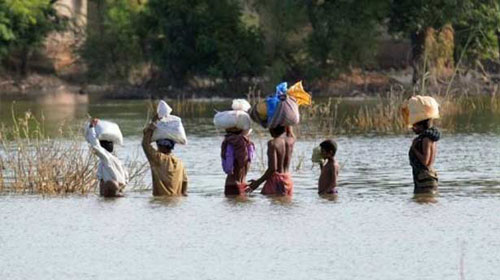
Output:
[231, 99, 251, 112]
[157, 100, 173, 119]
[151, 115, 187, 145]
[214, 110, 251, 131]
[87, 120, 123, 146]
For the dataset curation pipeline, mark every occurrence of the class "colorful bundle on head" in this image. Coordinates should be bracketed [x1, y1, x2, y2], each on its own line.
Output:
[287, 81, 312, 106]
[249, 81, 311, 128]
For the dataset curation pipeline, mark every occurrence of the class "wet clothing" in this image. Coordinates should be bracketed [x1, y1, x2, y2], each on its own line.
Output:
[409, 127, 440, 194]
[99, 180, 122, 197]
[261, 172, 293, 196]
[143, 124, 188, 196]
[86, 127, 128, 195]
[318, 159, 339, 195]
[221, 133, 253, 196]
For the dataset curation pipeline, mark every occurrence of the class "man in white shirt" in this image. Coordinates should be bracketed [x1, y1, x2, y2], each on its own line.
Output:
[86, 118, 128, 197]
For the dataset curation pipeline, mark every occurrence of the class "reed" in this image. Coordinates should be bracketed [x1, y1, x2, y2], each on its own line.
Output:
[300, 88, 500, 134]
[0, 107, 149, 194]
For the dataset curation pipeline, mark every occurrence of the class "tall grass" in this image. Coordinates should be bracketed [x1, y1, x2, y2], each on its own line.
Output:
[0, 108, 149, 194]
[300, 88, 500, 134]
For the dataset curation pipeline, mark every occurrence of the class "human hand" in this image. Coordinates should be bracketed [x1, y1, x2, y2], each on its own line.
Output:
[247, 179, 260, 192]
[152, 113, 160, 122]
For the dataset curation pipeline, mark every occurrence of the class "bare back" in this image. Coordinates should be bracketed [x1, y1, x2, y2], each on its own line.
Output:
[426, 139, 438, 168]
[268, 135, 295, 173]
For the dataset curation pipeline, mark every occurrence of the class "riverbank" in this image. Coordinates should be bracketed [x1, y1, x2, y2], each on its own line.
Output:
[1, 68, 498, 99]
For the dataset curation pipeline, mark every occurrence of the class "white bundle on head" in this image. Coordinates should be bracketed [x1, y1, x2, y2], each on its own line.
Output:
[157, 100, 173, 119]
[231, 99, 251, 112]
[87, 120, 123, 146]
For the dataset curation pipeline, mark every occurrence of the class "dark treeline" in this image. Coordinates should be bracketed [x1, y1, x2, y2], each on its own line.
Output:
[2, 0, 500, 92]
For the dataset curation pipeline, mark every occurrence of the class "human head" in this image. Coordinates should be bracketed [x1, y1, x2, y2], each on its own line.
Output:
[269, 125, 285, 138]
[412, 119, 433, 134]
[225, 127, 243, 135]
[99, 140, 114, 153]
[156, 139, 175, 154]
[319, 139, 337, 159]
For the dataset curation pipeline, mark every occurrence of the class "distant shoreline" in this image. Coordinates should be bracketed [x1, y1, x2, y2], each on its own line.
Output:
[1, 69, 498, 100]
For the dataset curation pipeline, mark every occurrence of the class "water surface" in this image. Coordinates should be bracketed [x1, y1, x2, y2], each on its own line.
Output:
[1, 93, 500, 279]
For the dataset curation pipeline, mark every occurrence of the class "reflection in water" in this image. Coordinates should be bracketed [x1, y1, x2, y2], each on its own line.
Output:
[149, 196, 185, 208]
[265, 195, 294, 205]
[319, 193, 339, 202]
[36, 91, 88, 126]
[412, 193, 438, 204]
[224, 195, 251, 204]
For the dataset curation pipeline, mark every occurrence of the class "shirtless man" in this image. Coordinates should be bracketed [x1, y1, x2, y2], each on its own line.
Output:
[409, 118, 440, 194]
[247, 126, 295, 196]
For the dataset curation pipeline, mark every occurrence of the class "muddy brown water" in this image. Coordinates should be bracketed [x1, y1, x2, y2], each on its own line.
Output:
[1, 93, 500, 279]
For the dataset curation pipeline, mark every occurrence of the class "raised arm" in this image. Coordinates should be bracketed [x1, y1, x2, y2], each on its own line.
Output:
[85, 119, 111, 164]
[142, 122, 161, 165]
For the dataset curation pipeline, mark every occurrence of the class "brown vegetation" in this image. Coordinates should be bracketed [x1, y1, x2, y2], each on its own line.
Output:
[0, 108, 148, 194]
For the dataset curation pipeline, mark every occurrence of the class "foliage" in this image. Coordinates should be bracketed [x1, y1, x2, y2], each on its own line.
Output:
[252, 0, 309, 85]
[81, 0, 145, 82]
[305, 0, 390, 78]
[389, 0, 500, 66]
[453, 1, 500, 63]
[0, 0, 67, 74]
[139, 0, 264, 86]
[388, 0, 461, 35]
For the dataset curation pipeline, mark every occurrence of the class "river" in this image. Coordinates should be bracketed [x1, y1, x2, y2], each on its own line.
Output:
[1, 92, 500, 279]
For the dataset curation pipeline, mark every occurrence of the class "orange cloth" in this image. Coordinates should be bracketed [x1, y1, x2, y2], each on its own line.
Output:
[261, 172, 293, 196]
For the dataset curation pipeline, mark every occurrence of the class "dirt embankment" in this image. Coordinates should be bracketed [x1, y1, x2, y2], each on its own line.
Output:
[0, 68, 498, 99]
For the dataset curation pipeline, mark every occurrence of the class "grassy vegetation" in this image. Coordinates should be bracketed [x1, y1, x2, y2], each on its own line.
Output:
[299, 89, 500, 135]
[0, 107, 149, 194]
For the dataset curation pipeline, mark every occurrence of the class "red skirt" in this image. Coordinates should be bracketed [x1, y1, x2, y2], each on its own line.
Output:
[261, 172, 293, 196]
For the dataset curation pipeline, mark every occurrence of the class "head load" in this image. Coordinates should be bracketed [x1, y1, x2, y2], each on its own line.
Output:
[401, 95, 440, 127]
[86, 120, 123, 148]
[213, 99, 252, 132]
[151, 100, 188, 145]
[250, 81, 311, 129]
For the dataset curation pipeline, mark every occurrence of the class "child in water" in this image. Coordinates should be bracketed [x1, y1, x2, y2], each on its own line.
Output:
[409, 118, 440, 194]
[318, 139, 339, 195]
[221, 128, 254, 196]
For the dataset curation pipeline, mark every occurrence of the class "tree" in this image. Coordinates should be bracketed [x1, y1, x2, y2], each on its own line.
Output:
[252, 0, 309, 85]
[453, 1, 500, 67]
[139, 0, 264, 87]
[0, 0, 67, 75]
[81, 0, 145, 82]
[305, 0, 389, 79]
